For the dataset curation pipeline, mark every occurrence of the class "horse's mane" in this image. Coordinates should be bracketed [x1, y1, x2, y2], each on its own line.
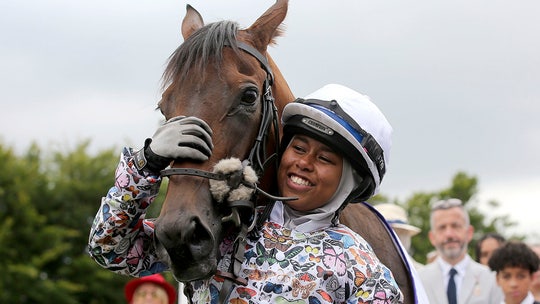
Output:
[162, 21, 241, 89]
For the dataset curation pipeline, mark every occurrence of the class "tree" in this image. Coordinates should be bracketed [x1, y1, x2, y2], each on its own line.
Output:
[387, 172, 521, 264]
[0, 141, 133, 303]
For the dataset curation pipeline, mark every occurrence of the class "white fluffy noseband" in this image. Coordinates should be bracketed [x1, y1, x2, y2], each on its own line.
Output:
[209, 158, 258, 203]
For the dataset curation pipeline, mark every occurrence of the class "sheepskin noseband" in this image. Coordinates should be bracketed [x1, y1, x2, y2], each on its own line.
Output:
[209, 158, 259, 204]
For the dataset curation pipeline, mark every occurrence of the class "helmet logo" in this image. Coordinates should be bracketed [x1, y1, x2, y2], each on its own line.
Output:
[301, 117, 334, 135]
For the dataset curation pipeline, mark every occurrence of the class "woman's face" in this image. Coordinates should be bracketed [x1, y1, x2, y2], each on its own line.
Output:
[278, 135, 343, 211]
[478, 237, 503, 266]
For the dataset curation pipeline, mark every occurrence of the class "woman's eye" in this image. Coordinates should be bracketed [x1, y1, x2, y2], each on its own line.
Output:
[292, 145, 306, 153]
[319, 156, 331, 163]
[319, 152, 339, 164]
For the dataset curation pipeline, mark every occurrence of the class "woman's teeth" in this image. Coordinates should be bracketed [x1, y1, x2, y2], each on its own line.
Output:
[291, 175, 311, 186]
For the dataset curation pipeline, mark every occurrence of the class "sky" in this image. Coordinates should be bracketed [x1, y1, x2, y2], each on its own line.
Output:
[1, 0, 539, 242]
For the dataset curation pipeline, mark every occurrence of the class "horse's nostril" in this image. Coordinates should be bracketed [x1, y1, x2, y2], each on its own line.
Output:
[188, 217, 213, 258]
[157, 215, 215, 262]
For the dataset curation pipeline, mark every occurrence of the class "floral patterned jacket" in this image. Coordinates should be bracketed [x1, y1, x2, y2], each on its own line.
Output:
[88, 148, 404, 303]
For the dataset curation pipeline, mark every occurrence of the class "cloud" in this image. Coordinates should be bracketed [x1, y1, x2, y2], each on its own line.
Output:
[478, 177, 540, 243]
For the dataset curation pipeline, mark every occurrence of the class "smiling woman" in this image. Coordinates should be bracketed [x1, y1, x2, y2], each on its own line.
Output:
[88, 82, 407, 303]
[278, 135, 343, 212]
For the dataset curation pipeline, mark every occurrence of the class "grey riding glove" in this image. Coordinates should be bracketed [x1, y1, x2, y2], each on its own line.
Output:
[134, 116, 214, 173]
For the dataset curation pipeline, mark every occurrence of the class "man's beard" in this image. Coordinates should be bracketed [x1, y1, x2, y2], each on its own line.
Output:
[438, 240, 466, 261]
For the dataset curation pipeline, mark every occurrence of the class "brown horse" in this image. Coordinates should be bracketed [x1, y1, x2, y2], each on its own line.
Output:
[155, 0, 415, 302]
[155, 0, 293, 283]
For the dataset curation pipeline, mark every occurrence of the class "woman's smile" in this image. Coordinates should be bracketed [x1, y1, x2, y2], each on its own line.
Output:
[289, 174, 313, 187]
[278, 135, 342, 212]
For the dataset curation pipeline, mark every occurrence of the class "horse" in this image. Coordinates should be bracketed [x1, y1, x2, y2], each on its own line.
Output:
[154, 0, 415, 302]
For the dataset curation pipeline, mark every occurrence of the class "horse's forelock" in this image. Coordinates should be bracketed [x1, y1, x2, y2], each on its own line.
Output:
[161, 20, 241, 90]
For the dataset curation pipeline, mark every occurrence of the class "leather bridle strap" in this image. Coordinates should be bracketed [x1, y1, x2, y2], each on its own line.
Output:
[160, 168, 225, 180]
[234, 41, 274, 85]
[160, 167, 292, 203]
[158, 40, 282, 303]
[160, 40, 279, 179]
[233, 41, 279, 176]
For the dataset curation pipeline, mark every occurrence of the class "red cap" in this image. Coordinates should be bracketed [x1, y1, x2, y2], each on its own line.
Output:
[124, 274, 176, 304]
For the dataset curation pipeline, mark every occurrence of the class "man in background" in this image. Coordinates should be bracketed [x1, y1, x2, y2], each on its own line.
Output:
[418, 198, 502, 304]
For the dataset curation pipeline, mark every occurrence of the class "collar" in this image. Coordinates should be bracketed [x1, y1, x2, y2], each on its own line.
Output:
[521, 292, 535, 304]
[437, 254, 470, 275]
[269, 201, 331, 233]
[501, 291, 536, 304]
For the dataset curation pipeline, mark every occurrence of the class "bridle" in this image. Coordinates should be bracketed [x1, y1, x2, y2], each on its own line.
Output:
[158, 41, 290, 300]
[160, 41, 280, 196]
[159, 40, 291, 219]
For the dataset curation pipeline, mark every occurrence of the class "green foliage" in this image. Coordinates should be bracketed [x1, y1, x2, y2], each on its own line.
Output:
[375, 172, 521, 264]
[0, 141, 132, 303]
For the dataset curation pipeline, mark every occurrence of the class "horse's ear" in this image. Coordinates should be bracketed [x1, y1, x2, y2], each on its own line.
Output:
[182, 4, 204, 39]
[246, 0, 288, 51]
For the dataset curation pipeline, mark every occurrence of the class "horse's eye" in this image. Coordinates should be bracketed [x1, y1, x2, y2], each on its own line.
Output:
[240, 88, 259, 104]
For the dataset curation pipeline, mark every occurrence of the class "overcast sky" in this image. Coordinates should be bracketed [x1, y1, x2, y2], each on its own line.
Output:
[2, 0, 539, 241]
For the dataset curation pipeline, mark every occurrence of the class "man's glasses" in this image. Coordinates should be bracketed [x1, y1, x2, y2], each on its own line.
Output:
[431, 198, 463, 211]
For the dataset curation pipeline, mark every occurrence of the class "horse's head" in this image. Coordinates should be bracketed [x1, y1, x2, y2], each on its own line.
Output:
[154, 0, 292, 282]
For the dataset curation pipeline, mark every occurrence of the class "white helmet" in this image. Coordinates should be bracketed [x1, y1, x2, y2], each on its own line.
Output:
[281, 84, 392, 202]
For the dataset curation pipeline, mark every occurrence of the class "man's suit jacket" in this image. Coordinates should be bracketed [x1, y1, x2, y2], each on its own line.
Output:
[418, 256, 502, 304]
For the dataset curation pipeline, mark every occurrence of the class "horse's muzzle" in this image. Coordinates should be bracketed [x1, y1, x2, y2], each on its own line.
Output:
[155, 213, 219, 282]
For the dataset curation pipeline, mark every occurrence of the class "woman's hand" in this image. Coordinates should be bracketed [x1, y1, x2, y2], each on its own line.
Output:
[135, 116, 213, 172]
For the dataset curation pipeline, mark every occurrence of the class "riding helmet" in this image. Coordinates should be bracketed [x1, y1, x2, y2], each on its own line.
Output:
[281, 84, 392, 202]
